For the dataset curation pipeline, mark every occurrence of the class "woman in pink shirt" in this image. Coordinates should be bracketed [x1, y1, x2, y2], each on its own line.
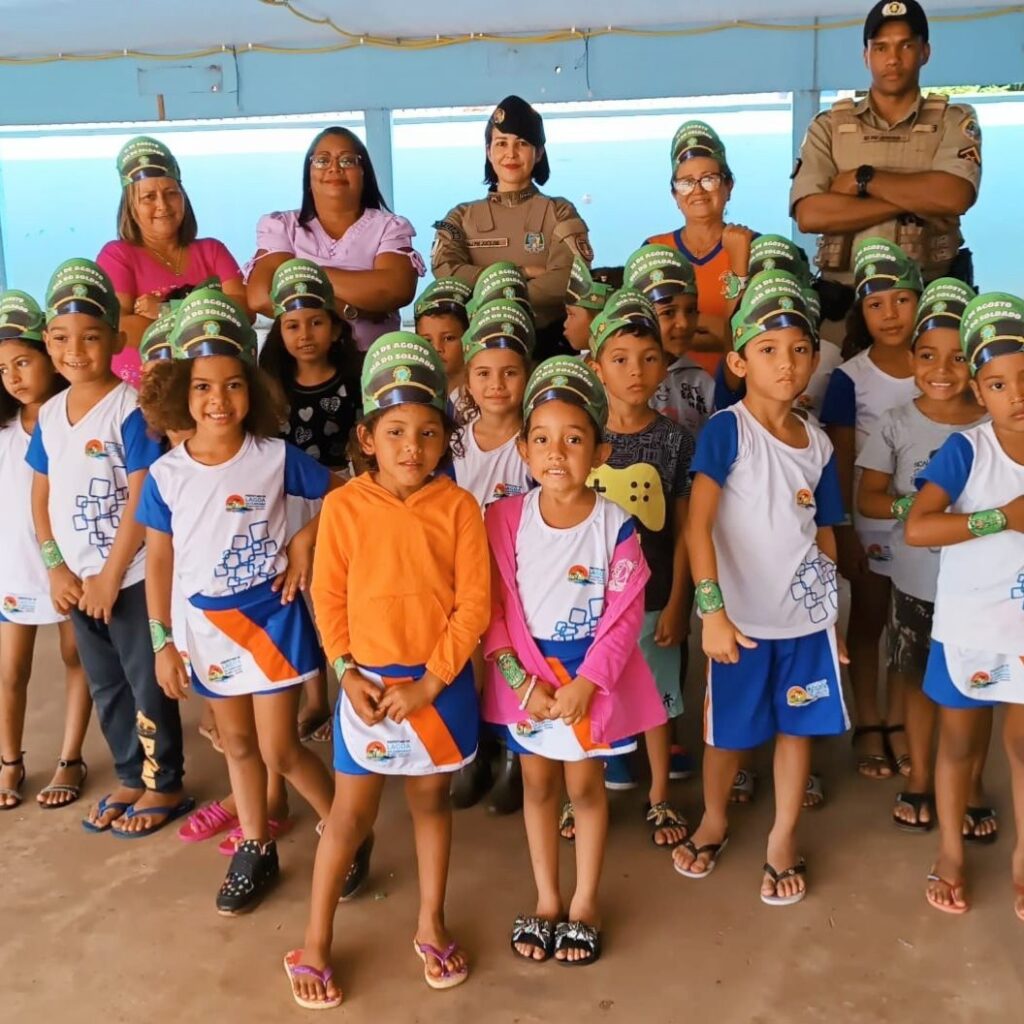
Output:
[245, 127, 424, 355]
[97, 136, 247, 389]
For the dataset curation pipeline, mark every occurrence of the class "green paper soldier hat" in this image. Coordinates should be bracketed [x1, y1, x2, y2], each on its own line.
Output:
[117, 135, 181, 188]
[913, 277, 975, 343]
[466, 261, 532, 318]
[748, 235, 812, 286]
[524, 355, 608, 431]
[360, 331, 448, 414]
[169, 287, 257, 364]
[671, 119, 729, 172]
[271, 259, 336, 318]
[589, 288, 661, 358]
[959, 292, 1024, 376]
[462, 299, 535, 363]
[414, 277, 473, 321]
[853, 237, 923, 300]
[139, 311, 177, 363]
[45, 259, 120, 330]
[731, 270, 817, 352]
[566, 256, 613, 312]
[0, 290, 45, 345]
[802, 285, 822, 330]
[623, 244, 697, 303]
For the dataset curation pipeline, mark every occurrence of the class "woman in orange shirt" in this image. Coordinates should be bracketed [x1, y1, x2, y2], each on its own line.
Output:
[645, 121, 756, 375]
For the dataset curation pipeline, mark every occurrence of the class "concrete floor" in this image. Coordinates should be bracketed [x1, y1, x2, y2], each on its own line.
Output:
[2, 628, 1023, 1024]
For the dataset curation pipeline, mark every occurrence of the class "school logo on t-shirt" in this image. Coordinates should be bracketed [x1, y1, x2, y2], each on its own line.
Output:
[795, 488, 815, 509]
[491, 482, 525, 501]
[84, 439, 107, 459]
[1, 594, 35, 615]
[224, 493, 267, 512]
[567, 564, 606, 586]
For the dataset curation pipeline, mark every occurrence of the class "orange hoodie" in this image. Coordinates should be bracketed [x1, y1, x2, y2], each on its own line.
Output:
[311, 472, 490, 683]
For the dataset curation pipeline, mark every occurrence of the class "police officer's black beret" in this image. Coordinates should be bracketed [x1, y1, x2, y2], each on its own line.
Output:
[484, 95, 551, 186]
[864, 1, 929, 46]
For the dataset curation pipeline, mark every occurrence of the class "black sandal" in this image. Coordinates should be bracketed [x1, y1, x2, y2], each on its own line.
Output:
[645, 801, 689, 848]
[37, 758, 88, 810]
[885, 724, 911, 777]
[963, 805, 998, 845]
[0, 753, 25, 811]
[892, 791, 934, 833]
[761, 860, 807, 906]
[553, 920, 601, 967]
[510, 915, 556, 962]
[852, 725, 893, 779]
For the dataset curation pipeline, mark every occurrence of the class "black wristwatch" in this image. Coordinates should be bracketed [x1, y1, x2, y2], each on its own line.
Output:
[855, 164, 875, 199]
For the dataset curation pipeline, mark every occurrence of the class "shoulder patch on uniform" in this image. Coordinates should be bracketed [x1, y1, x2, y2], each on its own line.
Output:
[959, 115, 981, 143]
[790, 157, 803, 180]
[432, 219, 465, 242]
[957, 145, 981, 166]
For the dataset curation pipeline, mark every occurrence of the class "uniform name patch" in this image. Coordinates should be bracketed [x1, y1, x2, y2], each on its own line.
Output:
[467, 238, 509, 248]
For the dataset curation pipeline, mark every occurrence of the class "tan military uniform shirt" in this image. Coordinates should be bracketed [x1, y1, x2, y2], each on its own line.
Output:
[431, 187, 592, 328]
[790, 92, 982, 283]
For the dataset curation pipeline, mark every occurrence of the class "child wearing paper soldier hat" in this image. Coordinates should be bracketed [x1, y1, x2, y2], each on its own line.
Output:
[580, 288, 695, 846]
[820, 237, 922, 783]
[563, 256, 613, 353]
[856, 277, 992, 838]
[677, 270, 850, 906]
[0, 289, 92, 813]
[482, 355, 666, 966]
[136, 287, 336, 915]
[415, 277, 473, 398]
[625, 243, 715, 438]
[287, 332, 489, 1006]
[904, 292, 1024, 919]
[26, 258, 190, 836]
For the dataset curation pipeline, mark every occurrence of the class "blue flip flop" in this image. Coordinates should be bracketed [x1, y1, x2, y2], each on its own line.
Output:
[81, 793, 133, 834]
[110, 796, 196, 840]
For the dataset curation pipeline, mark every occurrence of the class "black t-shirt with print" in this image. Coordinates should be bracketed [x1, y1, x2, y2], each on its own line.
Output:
[283, 372, 360, 469]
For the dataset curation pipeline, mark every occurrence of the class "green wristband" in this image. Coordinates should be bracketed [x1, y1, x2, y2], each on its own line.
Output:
[695, 578, 725, 615]
[334, 656, 356, 677]
[967, 508, 1007, 538]
[149, 619, 173, 654]
[497, 651, 528, 690]
[891, 494, 915, 523]
[40, 540, 64, 570]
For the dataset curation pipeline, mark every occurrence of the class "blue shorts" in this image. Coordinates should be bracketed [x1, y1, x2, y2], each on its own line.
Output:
[923, 639, 1002, 710]
[704, 627, 849, 750]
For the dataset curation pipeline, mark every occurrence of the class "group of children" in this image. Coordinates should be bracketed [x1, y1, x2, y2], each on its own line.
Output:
[0, 125, 1021, 1011]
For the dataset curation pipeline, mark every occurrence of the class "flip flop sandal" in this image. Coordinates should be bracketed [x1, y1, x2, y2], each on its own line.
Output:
[926, 871, 968, 915]
[299, 712, 332, 743]
[178, 800, 239, 843]
[510, 914, 556, 962]
[81, 792, 133, 833]
[729, 769, 756, 804]
[803, 773, 825, 810]
[283, 949, 343, 1010]
[198, 724, 224, 754]
[0, 754, 26, 811]
[559, 800, 575, 844]
[963, 805, 998, 845]
[37, 758, 88, 810]
[110, 796, 197, 839]
[885, 724, 912, 777]
[893, 792, 935, 833]
[673, 835, 729, 879]
[761, 860, 807, 907]
[852, 725, 894, 779]
[413, 940, 469, 990]
[645, 801, 689, 848]
[553, 920, 601, 967]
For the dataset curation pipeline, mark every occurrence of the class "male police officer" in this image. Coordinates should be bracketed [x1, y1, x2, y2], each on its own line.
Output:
[791, 0, 981, 314]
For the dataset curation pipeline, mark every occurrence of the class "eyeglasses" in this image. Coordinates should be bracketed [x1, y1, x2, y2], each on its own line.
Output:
[672, 173, 724, 196]
[310, 153, 363, 171]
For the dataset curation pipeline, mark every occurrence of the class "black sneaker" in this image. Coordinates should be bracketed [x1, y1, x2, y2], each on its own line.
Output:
[450, 757, 494, 810]
[488, 748, 523, 815]
[216, 838, 279, 916]
[340, 833, 374, 901]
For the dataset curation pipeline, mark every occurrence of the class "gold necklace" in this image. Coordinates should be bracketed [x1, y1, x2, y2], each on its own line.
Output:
[145, 244, 184, 276]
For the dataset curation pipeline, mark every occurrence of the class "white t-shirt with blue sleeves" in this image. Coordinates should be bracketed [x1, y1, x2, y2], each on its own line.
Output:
[25, 382, 159, 589]
[693, 402, 844, 639]
[918, 422, 1024, 654]
[137, 435, 329, 599]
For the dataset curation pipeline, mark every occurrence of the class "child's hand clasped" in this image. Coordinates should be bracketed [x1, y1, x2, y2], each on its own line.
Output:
[654, 600, 688, 647]
[48, 563, 83, 616]
[549, 675, 597, 726]
[155, 646, 191, 701]
[702, 610, 758, 665]
[78, 569, 120, 623]
[342, 669, 385, 727]
[524, 679, 556, 721]
[379, 673, 446, 725]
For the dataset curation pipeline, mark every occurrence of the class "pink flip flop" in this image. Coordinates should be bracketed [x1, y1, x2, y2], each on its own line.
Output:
[177, 800, 239, 843]
[218, 817, 295, 855]
[413, 939, 469, 990]
[283, 949, 342, 1010]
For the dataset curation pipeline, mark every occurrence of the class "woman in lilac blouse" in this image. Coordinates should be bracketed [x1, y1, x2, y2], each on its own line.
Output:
[245, 127, 423, 353]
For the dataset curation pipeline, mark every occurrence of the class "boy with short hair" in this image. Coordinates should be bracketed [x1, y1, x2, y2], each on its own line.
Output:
[675, 271, 850, 905]
[624, 244, 715, 438]
[582, 288, 694, 847]
[563, 257, 613, 354]
[414, 277, 472, 398]
[28, 258, 189, 836]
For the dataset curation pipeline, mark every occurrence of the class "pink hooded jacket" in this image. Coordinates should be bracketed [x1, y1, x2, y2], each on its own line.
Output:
[481, 493, 667, 745]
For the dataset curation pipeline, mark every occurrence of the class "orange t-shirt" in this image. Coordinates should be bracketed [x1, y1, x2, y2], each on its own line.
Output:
[645, 228, 731, 375]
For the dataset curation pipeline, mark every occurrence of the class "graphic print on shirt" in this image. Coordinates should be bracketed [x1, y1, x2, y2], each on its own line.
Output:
[587, 463, 666, 531]
[791, 554, 839, 625]
[72, 438, 128, 560]
[214, 508, 279, 594]
[557, 563, 605, 641]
